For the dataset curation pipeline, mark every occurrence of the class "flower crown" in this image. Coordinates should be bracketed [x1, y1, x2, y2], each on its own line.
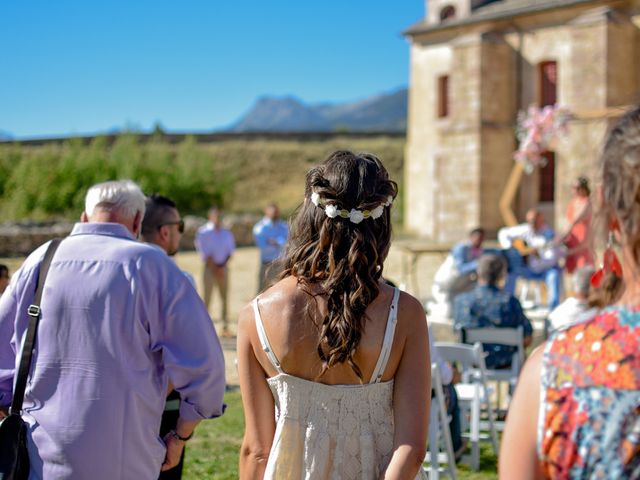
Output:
[310, 191, 393, 224]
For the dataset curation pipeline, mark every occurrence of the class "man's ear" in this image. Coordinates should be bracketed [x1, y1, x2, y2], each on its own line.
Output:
[132, 211, 142, 237]
[81, 211, 89, 223]
[158, 224, 169, 242]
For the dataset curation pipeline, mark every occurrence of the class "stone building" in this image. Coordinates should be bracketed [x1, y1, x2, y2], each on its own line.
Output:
[403, 0, 640, 241]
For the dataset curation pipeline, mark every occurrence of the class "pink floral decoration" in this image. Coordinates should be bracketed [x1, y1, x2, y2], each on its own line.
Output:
[514, 104, 571, 173]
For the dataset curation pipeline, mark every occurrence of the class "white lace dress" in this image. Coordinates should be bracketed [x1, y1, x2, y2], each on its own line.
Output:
[252, 288, 427, 479]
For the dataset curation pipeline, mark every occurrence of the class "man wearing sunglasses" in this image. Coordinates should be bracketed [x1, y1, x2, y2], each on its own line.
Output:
[142, 194, 185, 257]
[141, 194, 195, 480]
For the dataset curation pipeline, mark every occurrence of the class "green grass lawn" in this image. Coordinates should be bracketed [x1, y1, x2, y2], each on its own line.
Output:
[183, 390, 498, 479]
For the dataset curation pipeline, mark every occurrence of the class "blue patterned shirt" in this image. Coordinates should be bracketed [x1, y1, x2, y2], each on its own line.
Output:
[452, 284, 532, 368]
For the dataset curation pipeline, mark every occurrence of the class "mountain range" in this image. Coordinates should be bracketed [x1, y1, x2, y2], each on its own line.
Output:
[229, 87, 408, 132]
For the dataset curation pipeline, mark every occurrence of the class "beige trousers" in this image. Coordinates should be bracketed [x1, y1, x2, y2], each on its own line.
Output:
[202, 264, 228, 328]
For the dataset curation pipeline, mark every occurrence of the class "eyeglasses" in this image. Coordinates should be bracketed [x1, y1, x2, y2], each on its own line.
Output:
[158, 219, 185, 233]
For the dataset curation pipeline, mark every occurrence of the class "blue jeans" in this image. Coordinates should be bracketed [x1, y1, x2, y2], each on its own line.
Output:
[502, 248, 562, 309]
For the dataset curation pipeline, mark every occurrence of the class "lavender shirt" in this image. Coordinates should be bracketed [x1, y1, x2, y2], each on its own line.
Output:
[194, 223, 235, 266]
[0, 223, 226, 480]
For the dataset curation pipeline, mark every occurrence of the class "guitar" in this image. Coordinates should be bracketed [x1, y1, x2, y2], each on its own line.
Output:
[511, 238, 538, 257]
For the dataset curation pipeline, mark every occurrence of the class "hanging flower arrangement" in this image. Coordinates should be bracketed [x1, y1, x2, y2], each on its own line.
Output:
[514, 104, 571, 173]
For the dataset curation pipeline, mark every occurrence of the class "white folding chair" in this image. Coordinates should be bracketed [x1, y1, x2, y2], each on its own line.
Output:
[435, 342, 499, 471]
[423, 363, 457, 479]
[461, 326, 525, 414]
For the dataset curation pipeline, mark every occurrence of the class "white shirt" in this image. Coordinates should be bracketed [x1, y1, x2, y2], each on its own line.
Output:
[498, 223, 562, 272]
[498, 223, 553, 250]
[548, 297, 592, 331]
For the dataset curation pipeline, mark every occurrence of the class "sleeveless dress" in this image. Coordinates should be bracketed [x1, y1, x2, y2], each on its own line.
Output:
[252, 288, 428, 480]
[564, 197, 595, 274]
[538, 307, 640, 479]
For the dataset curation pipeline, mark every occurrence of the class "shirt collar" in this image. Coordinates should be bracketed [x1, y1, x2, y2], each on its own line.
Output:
[145, 242, 166, 253]
[70, 222, 137, 241]
[206, 222, 223, 231]
[477, 284, 499, 292]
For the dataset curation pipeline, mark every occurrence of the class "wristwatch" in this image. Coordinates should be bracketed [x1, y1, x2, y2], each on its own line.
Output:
[168, 429, 194, 442]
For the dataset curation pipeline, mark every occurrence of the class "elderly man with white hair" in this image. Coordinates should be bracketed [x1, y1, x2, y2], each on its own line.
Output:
[547, 266, 596, 332]
[0, 180, 226, 479]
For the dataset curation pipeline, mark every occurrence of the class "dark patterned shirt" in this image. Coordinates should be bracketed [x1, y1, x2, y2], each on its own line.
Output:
[452, 284, 532, 368]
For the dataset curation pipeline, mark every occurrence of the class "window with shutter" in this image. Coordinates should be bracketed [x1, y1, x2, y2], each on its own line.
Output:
[437, 75, 449, 118]
[539, 61, 557, 107]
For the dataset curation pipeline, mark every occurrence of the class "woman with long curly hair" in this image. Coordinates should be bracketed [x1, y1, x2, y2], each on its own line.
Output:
[237, 151, 430, 479]
[500, 108, 640, 479]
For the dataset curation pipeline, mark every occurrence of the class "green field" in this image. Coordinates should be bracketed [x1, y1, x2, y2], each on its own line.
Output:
[184, 391, 498, 480]
[0, 135, 404, 221]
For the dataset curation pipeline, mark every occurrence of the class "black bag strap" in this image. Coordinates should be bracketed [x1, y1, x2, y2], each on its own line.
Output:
[9, 238, 62, 415]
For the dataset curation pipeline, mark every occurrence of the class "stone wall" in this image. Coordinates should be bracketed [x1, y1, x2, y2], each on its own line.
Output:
[479, 33, 517, 236]
[405, 0, 640, 241]
[0, 214, 262, 257]
[405, 42, 453, 238]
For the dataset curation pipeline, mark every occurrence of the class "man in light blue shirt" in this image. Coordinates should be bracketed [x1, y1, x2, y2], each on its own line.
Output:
[0, 180, 226, 479]
[432, 228, 486, 307]
[253, 203, 288, 291]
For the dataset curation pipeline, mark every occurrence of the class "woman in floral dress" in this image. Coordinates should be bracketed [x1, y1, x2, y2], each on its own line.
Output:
[500, 108, 640, 479]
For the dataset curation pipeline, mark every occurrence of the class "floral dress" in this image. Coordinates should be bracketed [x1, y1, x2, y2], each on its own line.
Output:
[538, 307, 640, 479]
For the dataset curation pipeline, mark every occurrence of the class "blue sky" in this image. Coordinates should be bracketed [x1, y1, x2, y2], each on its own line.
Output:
[0, 1, 423, 138]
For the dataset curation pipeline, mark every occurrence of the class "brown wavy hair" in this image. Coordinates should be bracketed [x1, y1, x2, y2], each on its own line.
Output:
[589, 106, 640, 307]
[279, 150, 398, 380]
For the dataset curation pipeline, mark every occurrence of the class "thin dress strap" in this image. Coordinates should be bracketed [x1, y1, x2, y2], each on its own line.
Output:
[252, 298, 284, 375]
[369, 288, 401, 384]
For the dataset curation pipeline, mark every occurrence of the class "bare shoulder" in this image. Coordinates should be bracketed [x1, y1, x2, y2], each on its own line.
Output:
[238, 276, 301, 329]
[254, 276, 301, 311]
[521, 342, 545, 381]
[396, 289, 427, 332]
[237, 302, 256, 331]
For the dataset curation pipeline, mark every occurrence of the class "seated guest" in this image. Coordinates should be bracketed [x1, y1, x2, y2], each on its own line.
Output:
[498, 208, 563, 309]
[432, 227, 487, 306]
[453, 254, 533, 369]
[547, 265, 595, 332]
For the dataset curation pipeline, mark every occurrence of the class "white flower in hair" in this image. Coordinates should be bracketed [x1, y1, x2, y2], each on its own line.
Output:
[370, 205, 384, 219]
[311, 192, 321, 207]
[325, 204, 339, 218]
[384, 196, 393, 207]
[349, 209, 365, 224]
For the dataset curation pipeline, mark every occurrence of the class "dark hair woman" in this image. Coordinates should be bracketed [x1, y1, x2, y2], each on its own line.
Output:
[237, 151, 430, 479]
[500, 109, 640, 479]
